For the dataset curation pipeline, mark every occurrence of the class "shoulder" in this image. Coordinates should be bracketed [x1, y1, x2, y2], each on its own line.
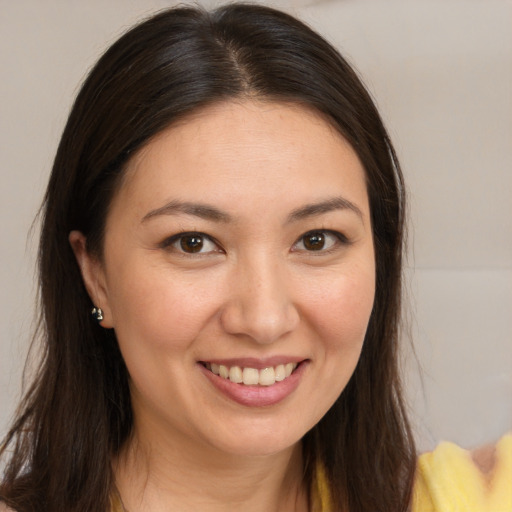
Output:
[412, 432, 512, 512]
[0, 504, 16, 512]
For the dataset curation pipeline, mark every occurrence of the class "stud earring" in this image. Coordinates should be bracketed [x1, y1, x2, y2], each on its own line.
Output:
[91, 307, 104, 322]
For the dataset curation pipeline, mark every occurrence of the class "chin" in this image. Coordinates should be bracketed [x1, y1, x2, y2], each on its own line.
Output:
[218, 439, 301, 458]
[203, 420, 307, 458]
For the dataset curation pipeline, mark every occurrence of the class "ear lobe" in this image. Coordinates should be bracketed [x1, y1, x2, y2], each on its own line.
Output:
[68, 230, 113, 328]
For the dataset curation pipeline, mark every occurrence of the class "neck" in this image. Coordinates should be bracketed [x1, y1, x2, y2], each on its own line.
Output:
[113, 423, 308, 512]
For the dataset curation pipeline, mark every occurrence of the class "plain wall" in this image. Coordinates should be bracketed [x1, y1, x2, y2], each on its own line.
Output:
[1, 0, 511, 452]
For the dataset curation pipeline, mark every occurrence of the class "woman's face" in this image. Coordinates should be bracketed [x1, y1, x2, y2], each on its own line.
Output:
[77, 101, 375, 457]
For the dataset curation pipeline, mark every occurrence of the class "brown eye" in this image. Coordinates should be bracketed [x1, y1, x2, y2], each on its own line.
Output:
[303, 232, 326, 251]
[292, 230, 344, 253]
[164, 232, 220, 255]
[180, 234, 204, 253]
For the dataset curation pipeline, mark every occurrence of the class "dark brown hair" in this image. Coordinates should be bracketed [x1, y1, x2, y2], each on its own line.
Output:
[0, 4, 415, 511]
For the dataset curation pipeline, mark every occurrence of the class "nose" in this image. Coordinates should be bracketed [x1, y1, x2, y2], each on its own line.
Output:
[220, 255, 300, 345]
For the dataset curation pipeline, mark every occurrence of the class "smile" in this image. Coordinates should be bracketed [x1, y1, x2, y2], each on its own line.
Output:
[203, 362, 298, 386]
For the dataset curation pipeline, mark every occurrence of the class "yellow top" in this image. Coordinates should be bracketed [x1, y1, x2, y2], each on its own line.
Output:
[111, 433, 512, 512]
[412, 433, 512, 512]
[311, 433, 512, 512]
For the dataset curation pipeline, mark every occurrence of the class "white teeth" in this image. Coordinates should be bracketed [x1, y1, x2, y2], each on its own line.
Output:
[242, 367, 259, 385]
[207, 362, 298, 386]
[229, 366, 243, 383]
[275, 364, 286, 382]
[285, 363, 295, 377]
[259, 367, 275, 386]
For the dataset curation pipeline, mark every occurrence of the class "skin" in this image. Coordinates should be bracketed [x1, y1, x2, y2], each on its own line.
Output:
[70, 100, 376, 511]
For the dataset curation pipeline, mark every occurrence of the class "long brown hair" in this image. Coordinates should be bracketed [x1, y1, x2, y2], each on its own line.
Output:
[0, 4, 415, 511]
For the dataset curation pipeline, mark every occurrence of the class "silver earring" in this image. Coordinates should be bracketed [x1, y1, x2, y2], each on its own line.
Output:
[91, 307, 104, 322]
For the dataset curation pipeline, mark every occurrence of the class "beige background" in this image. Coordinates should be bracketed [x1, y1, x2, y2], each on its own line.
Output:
[1, 0, 511, 452]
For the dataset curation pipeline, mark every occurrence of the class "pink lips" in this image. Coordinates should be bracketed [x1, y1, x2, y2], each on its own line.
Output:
[198, 359, 307, 407]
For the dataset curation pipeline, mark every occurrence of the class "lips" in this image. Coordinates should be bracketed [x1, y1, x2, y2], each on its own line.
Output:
[199, 358, 307, 407]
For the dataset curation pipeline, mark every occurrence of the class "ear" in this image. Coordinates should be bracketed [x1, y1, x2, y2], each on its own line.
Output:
[69, 230, 114, 328]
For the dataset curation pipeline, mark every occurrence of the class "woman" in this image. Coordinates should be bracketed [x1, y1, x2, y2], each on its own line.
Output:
[1, 3, 508, 512]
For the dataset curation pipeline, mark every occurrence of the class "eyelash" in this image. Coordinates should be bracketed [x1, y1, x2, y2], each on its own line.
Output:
[160, 229, 350, 256]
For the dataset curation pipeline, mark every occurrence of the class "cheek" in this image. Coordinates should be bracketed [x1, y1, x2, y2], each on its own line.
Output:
[305, 263, 375, 351]
[298, 263, 375, 421]
[106, 263, 224, 352]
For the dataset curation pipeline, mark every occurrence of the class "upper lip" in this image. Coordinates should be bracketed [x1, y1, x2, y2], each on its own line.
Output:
[199, 356, 307, 370]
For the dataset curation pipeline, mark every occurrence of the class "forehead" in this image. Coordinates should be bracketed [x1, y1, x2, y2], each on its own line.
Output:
[111, 100, 369, 220]
[127, 100, 347, 168]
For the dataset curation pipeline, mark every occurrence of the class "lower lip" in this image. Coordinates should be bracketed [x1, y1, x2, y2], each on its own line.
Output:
[199, 362, 307, 407]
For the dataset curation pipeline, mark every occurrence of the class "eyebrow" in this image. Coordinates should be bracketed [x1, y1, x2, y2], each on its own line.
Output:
[141, 200, 232, 223]
[141, 196, 363, 224]
[286, 196, 363, 223]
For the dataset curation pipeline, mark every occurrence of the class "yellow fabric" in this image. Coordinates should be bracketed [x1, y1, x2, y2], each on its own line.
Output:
[312, 433, 512, 512]
[412, 433, 512, 512]
[110, 489, 124, 512]
[311, 463, 333, 512]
